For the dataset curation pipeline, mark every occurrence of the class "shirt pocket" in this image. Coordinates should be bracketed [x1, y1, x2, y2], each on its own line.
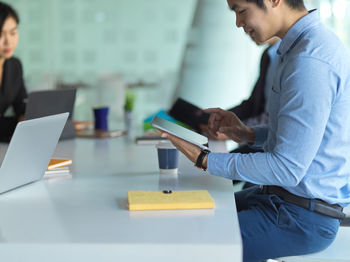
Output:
[271, 85, 281, 94]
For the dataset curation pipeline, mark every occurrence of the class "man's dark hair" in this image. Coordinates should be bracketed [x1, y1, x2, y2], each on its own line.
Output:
[246, 0, 305, 10]
[0, 2, 20, 31]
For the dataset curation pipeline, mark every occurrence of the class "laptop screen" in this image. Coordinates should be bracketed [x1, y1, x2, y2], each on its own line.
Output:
[24, 89, 76, 139]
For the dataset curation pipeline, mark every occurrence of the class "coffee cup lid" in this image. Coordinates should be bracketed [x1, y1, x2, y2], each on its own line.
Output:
[156, 140, 176, 149]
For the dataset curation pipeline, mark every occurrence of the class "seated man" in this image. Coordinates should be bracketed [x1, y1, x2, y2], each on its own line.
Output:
[163, 0, 350, 261]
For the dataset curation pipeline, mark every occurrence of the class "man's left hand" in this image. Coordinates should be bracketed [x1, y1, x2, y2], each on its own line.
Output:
[160, 132, 203, 165]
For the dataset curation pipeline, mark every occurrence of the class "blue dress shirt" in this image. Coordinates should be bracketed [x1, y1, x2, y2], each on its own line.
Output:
[264, 41, 280, 112]
[208, 10, 350, 206]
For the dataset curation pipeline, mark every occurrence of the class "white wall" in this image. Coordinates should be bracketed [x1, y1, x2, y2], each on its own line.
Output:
[176, 0, 263, 110]
[6, 0, 197, 122]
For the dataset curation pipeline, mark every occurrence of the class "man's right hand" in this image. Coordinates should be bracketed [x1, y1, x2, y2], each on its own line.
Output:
[204, 108, 255, 143]
[199, 124, 229, 141]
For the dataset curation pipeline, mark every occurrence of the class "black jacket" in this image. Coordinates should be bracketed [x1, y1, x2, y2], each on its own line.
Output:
[0, 57, 27, 117]
[0, 57, 28, 141]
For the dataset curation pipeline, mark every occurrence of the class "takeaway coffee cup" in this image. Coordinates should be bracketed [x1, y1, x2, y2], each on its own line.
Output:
[93, 106, 109, 131]
[156, 141, 179, 174]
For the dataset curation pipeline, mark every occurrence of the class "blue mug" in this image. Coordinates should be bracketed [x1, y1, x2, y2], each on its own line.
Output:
[156, 141, 179, 174]
[93, 106, 109, 130]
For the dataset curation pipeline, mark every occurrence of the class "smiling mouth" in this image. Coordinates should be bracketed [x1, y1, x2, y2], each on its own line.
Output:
[244, 28, 254, 36]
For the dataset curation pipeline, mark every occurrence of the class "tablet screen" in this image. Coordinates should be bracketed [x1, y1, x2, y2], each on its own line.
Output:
[151, 116, 209, 149]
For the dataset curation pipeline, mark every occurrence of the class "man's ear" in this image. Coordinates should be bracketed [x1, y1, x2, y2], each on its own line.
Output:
[266, 0, 281, 8]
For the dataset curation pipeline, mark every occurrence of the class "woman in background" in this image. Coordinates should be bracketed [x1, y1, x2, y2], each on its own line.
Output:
[0, 2, 27, 141]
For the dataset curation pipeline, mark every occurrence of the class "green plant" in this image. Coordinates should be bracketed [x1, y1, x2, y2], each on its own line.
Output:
[124, 89, 136, 111]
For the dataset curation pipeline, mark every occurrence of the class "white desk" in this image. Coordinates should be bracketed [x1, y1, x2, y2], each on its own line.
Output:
[0, 137, 242, 262]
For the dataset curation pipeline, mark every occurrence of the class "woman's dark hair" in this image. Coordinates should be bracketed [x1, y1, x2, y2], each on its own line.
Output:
[0, 2, 19, 31]
[246, 0, 305, 10]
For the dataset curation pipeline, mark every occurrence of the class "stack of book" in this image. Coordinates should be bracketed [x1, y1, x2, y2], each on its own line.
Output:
[44, 158, 73, 180]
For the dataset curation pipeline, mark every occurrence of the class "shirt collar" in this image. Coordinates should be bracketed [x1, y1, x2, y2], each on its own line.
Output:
[277, 9, 319, 56]
[267, 40, 281, 57]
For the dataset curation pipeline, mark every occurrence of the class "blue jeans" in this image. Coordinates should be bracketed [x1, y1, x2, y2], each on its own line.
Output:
[235, 186, 340, 262]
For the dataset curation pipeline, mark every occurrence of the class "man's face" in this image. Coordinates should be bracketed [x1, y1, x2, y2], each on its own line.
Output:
[227, 0, 276, 44]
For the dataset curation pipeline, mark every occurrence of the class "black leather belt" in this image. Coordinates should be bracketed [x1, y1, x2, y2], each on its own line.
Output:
[261, 186, 346, 220]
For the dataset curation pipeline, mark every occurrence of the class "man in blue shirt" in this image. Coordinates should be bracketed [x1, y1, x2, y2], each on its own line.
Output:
[162, 0, 350, 261]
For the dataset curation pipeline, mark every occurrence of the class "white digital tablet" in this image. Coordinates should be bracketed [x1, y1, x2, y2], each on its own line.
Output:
[151, 116, 209, 150]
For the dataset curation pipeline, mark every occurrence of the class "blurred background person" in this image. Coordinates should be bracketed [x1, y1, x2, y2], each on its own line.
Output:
[0, 2, 27, 141]
[199, 37, 280, 189]
[200, 37, 280, 144]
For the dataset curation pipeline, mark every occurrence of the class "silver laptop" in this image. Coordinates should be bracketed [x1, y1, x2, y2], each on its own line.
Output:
[24, 89, 76, 140]
[0, 113, 69, 194]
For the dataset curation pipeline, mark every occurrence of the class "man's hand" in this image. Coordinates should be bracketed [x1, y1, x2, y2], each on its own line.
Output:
[199, 124, 229, 140]
[160, 132, 205, 167]
[204, 108, 255, 143]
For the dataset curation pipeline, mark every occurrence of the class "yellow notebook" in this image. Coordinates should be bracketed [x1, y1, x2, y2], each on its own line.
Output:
[128, 190, 215, 211]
